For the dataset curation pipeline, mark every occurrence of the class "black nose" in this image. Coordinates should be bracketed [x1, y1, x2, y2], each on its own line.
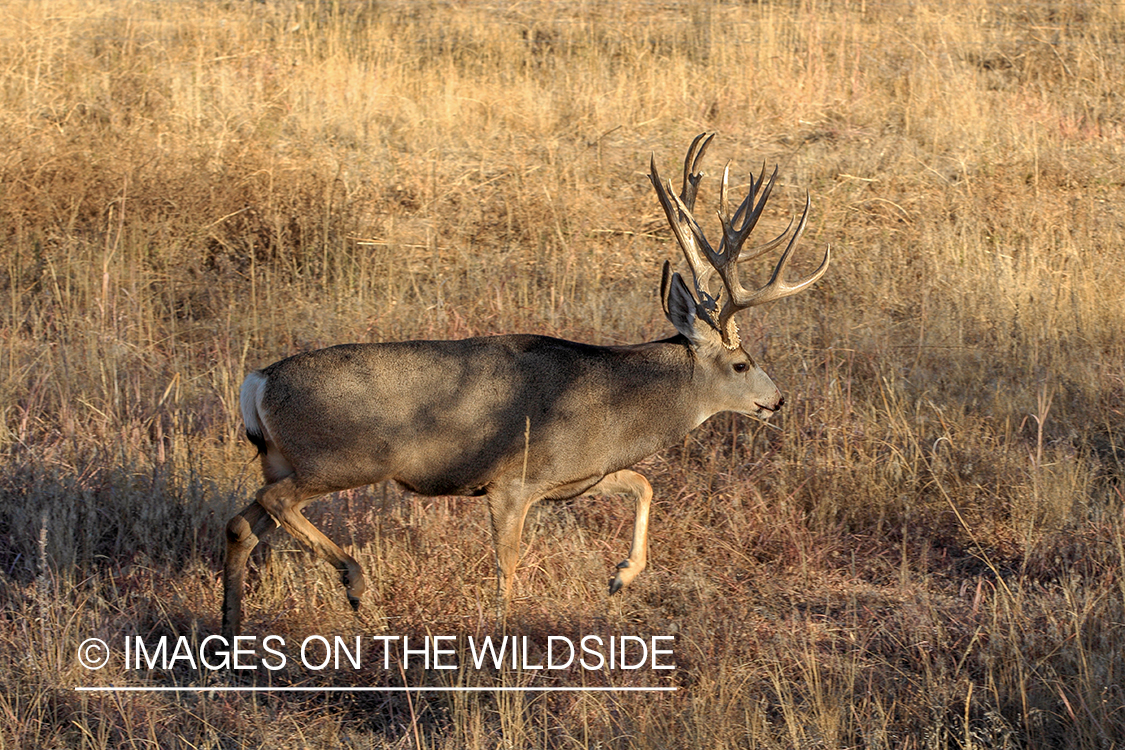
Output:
[776, 395, 785, 410]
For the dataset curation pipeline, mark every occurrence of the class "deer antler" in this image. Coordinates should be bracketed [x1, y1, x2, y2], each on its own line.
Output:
[650, 133, 720, 321]
[650, 134, 831, 349]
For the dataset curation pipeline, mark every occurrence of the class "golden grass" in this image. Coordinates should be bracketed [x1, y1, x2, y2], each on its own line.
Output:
[2, 0, 1125, 746]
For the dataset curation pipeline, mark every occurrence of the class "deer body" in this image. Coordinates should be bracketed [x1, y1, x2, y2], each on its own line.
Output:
[221, 134, 829, 638]
[244, 336, 717, 498]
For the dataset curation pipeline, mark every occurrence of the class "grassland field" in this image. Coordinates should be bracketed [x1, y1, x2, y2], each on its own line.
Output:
[1, 0, 1125, 747]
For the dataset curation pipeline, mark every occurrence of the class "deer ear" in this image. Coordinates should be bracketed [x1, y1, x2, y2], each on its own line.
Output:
[663, 266, 718, 347]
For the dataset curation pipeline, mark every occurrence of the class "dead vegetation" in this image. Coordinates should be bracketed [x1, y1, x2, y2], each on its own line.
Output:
[1, 0, 1124, 747]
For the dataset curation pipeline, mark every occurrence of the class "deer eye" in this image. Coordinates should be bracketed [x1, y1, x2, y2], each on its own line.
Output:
[733, 362, 750, 373]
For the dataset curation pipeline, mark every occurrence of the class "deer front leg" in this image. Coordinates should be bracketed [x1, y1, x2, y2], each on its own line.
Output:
[584, 470, 653, 595]
[254, 476, 367, 612]
[222, 500, 277, 640]
[487, 491, 535, 621]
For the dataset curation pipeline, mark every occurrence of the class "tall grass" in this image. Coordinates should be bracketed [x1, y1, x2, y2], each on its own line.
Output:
[1, 0, 1124, 746]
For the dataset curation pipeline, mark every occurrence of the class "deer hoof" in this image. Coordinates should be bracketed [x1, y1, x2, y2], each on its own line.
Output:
[609, 563, 630, 595]
[340, 563, 367, 605]
[609, 558, 645, 595]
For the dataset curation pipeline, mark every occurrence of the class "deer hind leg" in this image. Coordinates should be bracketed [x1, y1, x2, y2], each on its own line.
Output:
[252, 475, 367, 613]
[222, 500, 279, 640]
[584, 470, 653, 595]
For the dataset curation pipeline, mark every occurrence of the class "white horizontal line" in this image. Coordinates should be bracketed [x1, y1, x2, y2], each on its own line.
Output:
[75, 686, 676, 693]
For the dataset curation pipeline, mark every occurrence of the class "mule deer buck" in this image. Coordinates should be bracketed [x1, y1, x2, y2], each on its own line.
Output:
[222, 133, 830, 638]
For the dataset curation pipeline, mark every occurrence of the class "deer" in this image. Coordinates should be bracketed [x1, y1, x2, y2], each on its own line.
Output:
[221, 133, 830, 639]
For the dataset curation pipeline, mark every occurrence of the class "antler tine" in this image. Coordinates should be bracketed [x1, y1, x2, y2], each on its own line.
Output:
[727, 163, 765, 228]
[714, 191, 832, 346]
[717, 163, 783, 265]
[679, 132, 715, 212]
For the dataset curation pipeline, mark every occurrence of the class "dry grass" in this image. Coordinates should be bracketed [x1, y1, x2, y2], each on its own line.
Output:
[2, 0, 1124, 746]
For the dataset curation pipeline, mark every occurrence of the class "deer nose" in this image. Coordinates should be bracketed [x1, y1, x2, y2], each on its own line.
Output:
[755, 395, 784, 413]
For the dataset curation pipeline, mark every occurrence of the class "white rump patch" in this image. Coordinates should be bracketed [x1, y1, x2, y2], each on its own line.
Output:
[239, 370, 269, 442]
